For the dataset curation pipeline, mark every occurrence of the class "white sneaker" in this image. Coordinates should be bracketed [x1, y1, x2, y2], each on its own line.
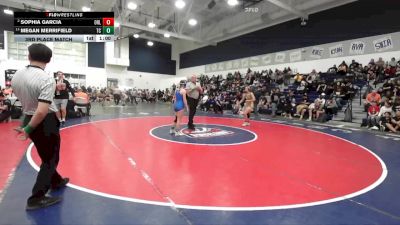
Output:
[242, 122, 250, 127]
[169, 128, 175, 134]
[307, 118, 312, 121]
[371, 126, 379, 130]
[174, 131, 184, 136]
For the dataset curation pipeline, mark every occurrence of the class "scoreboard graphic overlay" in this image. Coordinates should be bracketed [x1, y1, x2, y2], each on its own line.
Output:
[14, 12, 115, 42]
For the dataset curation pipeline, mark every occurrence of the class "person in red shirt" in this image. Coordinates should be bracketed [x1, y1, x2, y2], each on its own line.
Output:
[367, 102, 380, 129]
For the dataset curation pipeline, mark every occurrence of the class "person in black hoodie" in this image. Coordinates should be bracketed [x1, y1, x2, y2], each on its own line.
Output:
[54, 71, 75, 125]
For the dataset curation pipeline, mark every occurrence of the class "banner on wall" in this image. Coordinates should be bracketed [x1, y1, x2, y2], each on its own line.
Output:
[329, 44, 344, 57]
[373, 36, 393, 52]
[241, 58, 249, 68]
[218, 62, 224, 71]
[205, 65, 211, 73]
[225, 61, 233, 70]
[289, 51, 302, 62]
[310, 47, 324, 59]
[233, 59, 240, 69]
[250, 56, 260, 67]
[275, 53, 285, 63]
[349, 41, 366, 55]
[261, 55, 271, 65]
[211, 63, 218, 71]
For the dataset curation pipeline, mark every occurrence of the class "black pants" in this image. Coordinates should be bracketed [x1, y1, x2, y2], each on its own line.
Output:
[187, 97, 199, 128]
[27, 113, 63, 202]
[114, 94, 121, 105]
[0, 111, 11, 122]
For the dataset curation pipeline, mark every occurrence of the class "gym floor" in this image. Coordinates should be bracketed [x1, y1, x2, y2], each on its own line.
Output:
[0, 103, 399, 225]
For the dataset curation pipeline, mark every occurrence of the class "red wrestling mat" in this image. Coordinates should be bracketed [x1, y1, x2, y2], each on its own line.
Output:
[28, 117, 385, 210]
[0, 122, 30, 192]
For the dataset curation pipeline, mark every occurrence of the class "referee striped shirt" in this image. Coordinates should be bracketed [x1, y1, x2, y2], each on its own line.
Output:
[11, 66, 58, 115]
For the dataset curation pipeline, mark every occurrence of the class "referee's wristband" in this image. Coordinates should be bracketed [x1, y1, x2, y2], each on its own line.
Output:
[23, 125, 34, 134]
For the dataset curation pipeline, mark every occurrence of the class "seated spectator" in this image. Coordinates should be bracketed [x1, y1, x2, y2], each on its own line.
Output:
[389, 57, 397, 68]
[325, 97, 338, 116]
[297, 80, 307, 94]
[74, 87, 91, 116]
[200, 94, 209, 111]
[316, 82, 327, 94]
[384, 65, 396, 79]
[282, 91, 295, 119]
[257, 97, 270, 114]
[0, 92, 12, 122]
[307, 94, 326, 121]
[306, 69, 318, 84]
[393, 97, 400, 113]
[327, 65, 338, 73]
[380, 112, 399, 133]
[294, 73, 303, 85]
[367, 102, 380, 130]
[349, 60, 360, 72]
[338, 61, 348, 75]
[297, 94, 310, 120]
[378, 100, 394, 117]
[364, 90, 381, 111]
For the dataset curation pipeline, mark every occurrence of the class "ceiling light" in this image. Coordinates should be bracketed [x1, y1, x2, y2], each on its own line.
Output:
[148, 22, 156, 28]
[133, 34, 139, 38]
[164, 33, 170, 38]
[3, 9, 13, 15]
[147, 41, 154, 46]
[82, 6, 91, 12]
[127, 2, 138, 10]
[175, 0, 186, 9]
[227, 0, 239, 6]
[188, 18, 197, 26]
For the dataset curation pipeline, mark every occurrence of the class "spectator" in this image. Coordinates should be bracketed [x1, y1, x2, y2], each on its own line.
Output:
[338, 61, 348, 75]
[349, 60, 360, 72]
[367, 102, 380, 130]
[378, 100, 394, 117]
[297, 94, 310, 120]
[306, 69, 318, 84]
[0, 92, 12, 122]
[380, 112, 399, 133]
[74, 87, 91, 116]
[307, 94, 326, 121]
[282, 90, 295, 119]
[294, 73, 303, 85]
[327, 65, 338, 73]
[393, 97, 400, 113]
[364, 90, 381, 111]
[112, 85, 122, 105]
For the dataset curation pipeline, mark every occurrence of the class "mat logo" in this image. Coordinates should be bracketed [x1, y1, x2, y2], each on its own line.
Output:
[182, 127, 234, 138]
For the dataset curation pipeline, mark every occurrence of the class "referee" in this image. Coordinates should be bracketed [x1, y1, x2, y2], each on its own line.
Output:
[185, 75, 203, 130]
[12, 43, 69, 210]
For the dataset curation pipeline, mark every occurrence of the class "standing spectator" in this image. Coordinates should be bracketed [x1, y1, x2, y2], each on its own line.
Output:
[54, 71, 75, 125]
[112, 85, 122, 105]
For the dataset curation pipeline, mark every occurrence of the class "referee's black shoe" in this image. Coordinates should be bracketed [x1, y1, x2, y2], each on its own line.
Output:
[188, 125, 195, 130]
[26, 196, 62, 211]
[51, 177, 70, 190]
